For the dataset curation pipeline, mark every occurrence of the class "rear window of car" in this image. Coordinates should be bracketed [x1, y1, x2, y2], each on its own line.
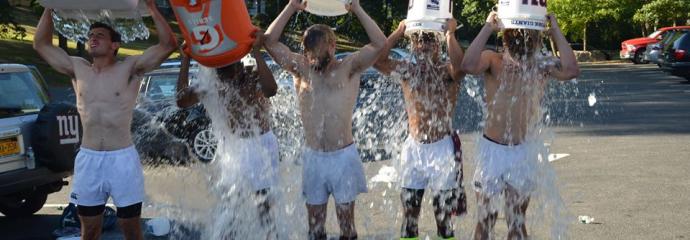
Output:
[667, 31, 689, 48]
[0, 71, 48, 118]
[144, 74, 178, 101]
[663, 31, 688, 51]
[673, 32, 690, 48]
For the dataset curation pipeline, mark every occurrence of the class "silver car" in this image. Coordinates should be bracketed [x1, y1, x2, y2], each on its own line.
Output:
[0, 64, 71, 217]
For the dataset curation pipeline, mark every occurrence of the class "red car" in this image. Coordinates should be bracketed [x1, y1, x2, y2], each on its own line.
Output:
[620, 26, 690, 64]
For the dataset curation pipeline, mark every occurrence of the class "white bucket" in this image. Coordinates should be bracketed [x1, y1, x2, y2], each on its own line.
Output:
[405, 0, 453, 34]
[305, 0, 351, 17]
[497, 0, 547, 30]
[40, 0, 151, 42]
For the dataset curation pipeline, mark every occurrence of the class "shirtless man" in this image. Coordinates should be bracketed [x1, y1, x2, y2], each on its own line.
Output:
[264, 0, 385, 239]
[33, 1, 176, 239]
[460, 12, 579, 240]
[373, 19, 466, 239]
[176, 31, 279, 237]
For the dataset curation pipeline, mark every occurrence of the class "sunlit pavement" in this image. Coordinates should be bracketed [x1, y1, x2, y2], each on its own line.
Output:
[2, 63, 689, 239]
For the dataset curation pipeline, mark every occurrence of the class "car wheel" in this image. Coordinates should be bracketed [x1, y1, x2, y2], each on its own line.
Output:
[0, 192, 48, 217]
[633, 50, 648, 64]
[190, 128, 217, 162]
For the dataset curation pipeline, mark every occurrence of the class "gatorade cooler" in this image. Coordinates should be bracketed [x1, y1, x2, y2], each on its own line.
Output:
[169, 0, 256, 68]
[304, 0, 350, 17]
[405, 0, 453, 34]
[497, 0, 547, 30]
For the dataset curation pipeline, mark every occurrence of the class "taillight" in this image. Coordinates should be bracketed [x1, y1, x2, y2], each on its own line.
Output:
[675, 49, 687, 60]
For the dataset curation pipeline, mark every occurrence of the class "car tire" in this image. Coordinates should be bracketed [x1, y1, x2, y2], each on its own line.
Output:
[189, 128, 217, 163]
[32, 103, 82, 172]
[632, 50, 648, 64]
[0, 192, 48, 217]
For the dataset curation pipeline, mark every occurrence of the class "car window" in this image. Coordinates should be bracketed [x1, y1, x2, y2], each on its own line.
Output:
[674, 32, 690, 49]
[661, 31, 679, 45]
[145, 74, 179, 101]
[0, 71, 47, 117]
[335, 53, 351, 61]
[28, 67, 50, 101]
[390, 51, 403, 60]
[666, 31, 689, 51]
[648, 31, 662, 39]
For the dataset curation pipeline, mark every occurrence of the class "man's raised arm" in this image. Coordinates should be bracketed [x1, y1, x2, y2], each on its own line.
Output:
[264, 0, 307, 75]
[346, 0, 386, 74]
[373, 20, 406, 76]
[132, 0, 177, 74]
[176, 46, 199, 109]
[546, 14, 579, 81]
[446, 19, 466, 81]
[33, 9, 75, 77]
[461, 12, 500, 75]
[251, 31, 278, 97]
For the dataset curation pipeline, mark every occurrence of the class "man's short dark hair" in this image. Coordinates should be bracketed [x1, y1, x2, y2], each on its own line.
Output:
[89, 22, 121, 56]
[89, 22, 122, 43]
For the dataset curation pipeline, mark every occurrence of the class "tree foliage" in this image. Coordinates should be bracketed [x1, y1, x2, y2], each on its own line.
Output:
[0, 0, 27, 40]
[633, 0, 690, 28]
[460, 0, 495, 27]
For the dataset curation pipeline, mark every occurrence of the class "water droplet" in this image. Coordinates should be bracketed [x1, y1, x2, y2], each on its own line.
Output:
[588, 93, 597, 107]
[467, 88, 476, 97]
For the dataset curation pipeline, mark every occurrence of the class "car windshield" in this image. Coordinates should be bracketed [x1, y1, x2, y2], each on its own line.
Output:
[648, 31, 662, 39]
[0, 71, 48, 118]
[144, 74, 178, 101]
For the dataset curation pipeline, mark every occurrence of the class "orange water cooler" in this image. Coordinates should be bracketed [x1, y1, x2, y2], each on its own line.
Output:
[169, 0, 256, 67]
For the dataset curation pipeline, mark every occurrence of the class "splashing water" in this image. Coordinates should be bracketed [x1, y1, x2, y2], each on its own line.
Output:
[466, 29, 579, 240]
[588, 93, 597, 107]
[135, 20, 597, 239]
[51, 9, 149, 43]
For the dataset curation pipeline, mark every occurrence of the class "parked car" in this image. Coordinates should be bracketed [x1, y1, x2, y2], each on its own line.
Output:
[620, 26, 690, 64]
[135, 54, 282, 163]
[134, 65, 209, 163]
[0, 64, 73, 217]
[642, 30, 685, 65]
[659, 30, 690, 80]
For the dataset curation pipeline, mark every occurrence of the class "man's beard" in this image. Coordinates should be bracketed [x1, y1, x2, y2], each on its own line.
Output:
[311, 55, 331, 72]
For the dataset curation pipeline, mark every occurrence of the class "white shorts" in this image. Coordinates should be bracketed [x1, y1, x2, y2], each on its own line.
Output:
[473, 136, 537, 197]
[301, 144, 367, 205]
[70, 146, 144, 207]
[399, 136, 459, 191]
[215, 131, 280, 192]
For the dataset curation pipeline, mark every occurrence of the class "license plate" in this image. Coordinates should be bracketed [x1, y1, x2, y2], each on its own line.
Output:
[0, 137, 20, 157]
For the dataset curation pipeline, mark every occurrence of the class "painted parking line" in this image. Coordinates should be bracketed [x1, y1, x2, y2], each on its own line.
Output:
[548, 153, 570, 162]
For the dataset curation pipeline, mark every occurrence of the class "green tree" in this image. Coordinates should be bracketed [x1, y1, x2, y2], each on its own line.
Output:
[0, 0, 27, 40]
[549, 0, 625, 51]
[460, 0, 495, 28]
[633, 0, 690, 30]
